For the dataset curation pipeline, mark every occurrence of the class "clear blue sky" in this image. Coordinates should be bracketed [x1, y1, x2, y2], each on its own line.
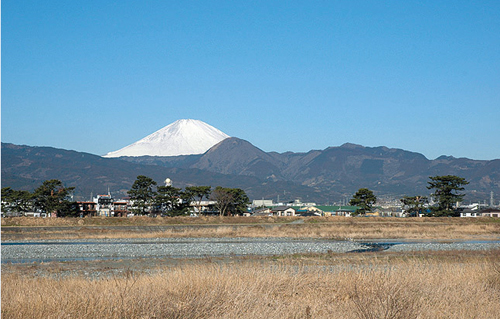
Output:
[3, 1, 500, 160]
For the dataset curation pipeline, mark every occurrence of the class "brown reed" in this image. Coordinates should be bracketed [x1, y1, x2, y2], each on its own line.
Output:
[2, 250, 500, 319]
[2, 216, 499, 241]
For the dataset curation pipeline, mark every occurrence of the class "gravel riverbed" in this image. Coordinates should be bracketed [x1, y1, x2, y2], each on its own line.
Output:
[2, 238, 500, 264]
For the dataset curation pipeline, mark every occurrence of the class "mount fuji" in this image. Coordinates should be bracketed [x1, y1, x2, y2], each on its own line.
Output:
[103, 119, 230, 157]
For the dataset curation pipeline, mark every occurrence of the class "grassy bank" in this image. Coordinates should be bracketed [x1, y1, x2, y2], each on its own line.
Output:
[2, 215, 300, 227]
[2, 216, 500, 240]
[4, 215, 500, 227]
[2, 250, 500, 319]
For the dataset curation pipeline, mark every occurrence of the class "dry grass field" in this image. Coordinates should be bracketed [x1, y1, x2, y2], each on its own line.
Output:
[2, 250, 500, 319]
[2, 217, 500, 318]
[4, 215, 500, 228]
[2, 216, 500, 240]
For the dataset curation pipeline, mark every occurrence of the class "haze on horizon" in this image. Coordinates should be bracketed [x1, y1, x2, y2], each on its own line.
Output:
[2, 1, 500, 160]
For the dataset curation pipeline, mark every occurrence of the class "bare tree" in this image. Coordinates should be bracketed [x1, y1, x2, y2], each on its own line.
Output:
[211, 187, 234, 216]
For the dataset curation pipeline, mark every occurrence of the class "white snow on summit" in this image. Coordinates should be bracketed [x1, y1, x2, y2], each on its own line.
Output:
[103, 119, 230, 157]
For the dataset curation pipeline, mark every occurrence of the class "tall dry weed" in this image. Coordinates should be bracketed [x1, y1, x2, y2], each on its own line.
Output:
[350, 268, 421, 319]
[3, 255, 500, 319]
[487, 249, 500, 291]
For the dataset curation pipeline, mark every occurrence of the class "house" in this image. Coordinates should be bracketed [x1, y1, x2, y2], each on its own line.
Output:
[190, 200, 218, 215]
[77, 195, 131, 217]
[95, 194, 114, 216]
[295, 205, 358, 217]
[113, 201, 129, 217]
[336, 209, 354, 217]
[272, 206, 296, 216]
[365, 211, 382, 217]
[296, 206, 323, 216]
[460, 208, 482, 218]
[312, 206, 336, 216]
[252, 207, 272, 216]
[291, 199, 316, 207]
[479, 208, 500, 218]
[77, 201, 97, 217]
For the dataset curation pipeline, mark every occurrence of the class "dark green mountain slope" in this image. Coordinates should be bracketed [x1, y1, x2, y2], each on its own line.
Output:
[1, 143, 326, 202]
[121, 138, 500, 201]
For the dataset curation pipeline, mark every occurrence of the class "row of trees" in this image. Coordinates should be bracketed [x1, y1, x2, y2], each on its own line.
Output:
[127, 175, 250, 216]
[2, 180, 76, 216]
[1, 174, 469, 218]
[349, 175, 470, 217]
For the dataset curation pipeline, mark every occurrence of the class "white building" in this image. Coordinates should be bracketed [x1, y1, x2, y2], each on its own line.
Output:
[272, 206, 296, 216]
[93, 194, 114, 216]
[252, 199, 274, 207]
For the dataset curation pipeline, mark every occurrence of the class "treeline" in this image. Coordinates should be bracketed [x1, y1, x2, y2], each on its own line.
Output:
[349, 175, 470, 217]
[1, 175, 250, 217]
[127, 175, 249, 216]
[2, 180, 77, 217]
[1, 174, 469, 218]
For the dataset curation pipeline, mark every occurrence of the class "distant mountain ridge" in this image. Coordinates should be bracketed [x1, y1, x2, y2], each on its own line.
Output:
[2, 138, 500, 203]
[118, 137, 500, 202]
[1, 143, 325, 202]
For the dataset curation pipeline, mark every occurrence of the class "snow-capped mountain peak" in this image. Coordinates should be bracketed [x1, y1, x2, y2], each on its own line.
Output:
[103, 119, 230, 157]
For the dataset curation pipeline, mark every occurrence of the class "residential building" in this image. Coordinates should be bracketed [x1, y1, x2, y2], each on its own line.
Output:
[292, 205, 358, 217]
[252, 199, 274, 207]
[252, 207, 272, 216]
[460, 208, 482, 217]
[113, 201, 129, 217]
[94, 194, 113, 216]
[77, 195, 131, 217]
[272, 206, 296, 216]
[480, 208, 500, 218]
[77, 201, 97, 217]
